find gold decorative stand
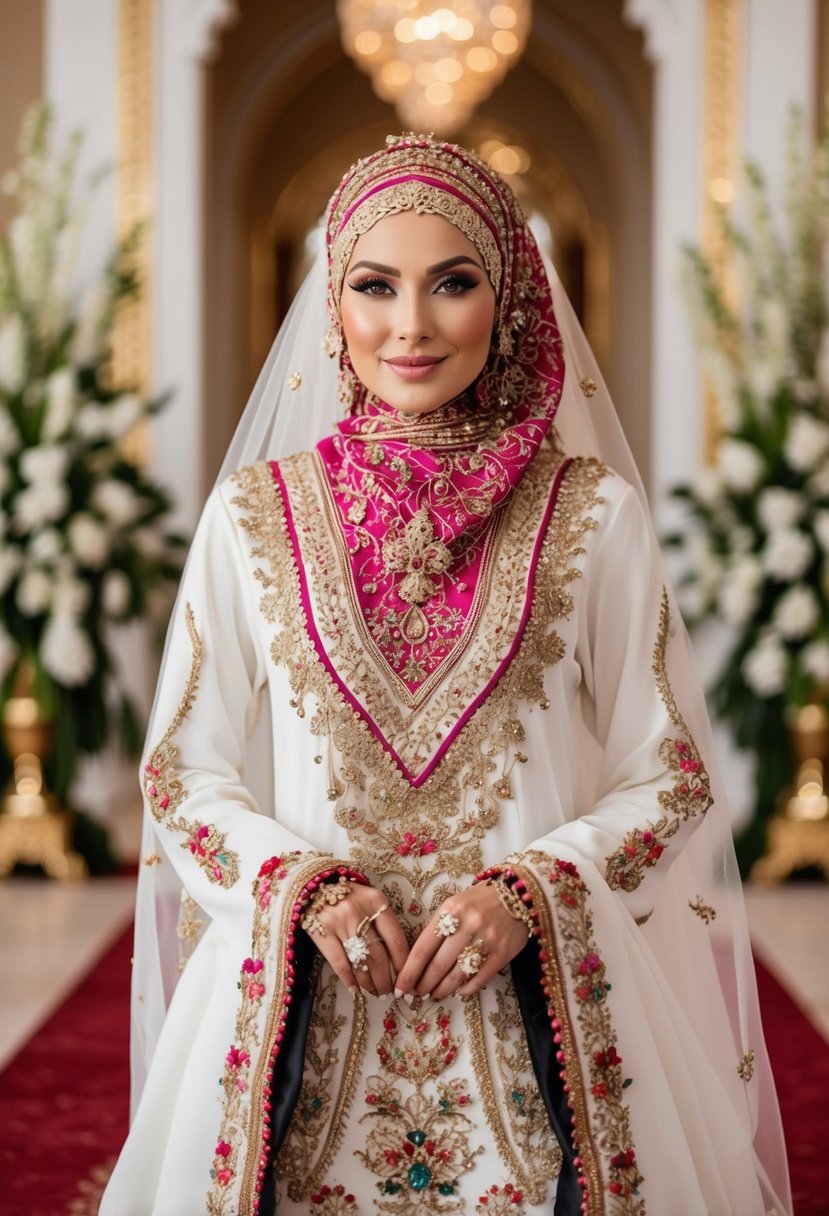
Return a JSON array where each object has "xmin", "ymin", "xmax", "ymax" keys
[
  {"xmin": 0, "ymin": 672, "xmax": 87, "ymax": 880},
  {"xmin": 751, "ymin": 703, "xmax": 829, "ymax": 883}
]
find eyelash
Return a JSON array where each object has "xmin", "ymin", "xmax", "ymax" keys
[{"xmin": 348, "ymin": 272, "xmax": 480, "ymax": 296}]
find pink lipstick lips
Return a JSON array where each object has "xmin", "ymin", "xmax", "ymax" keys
[{"xmin": 383, "ymin": 355, "xmax": 447, "ymax": 381}]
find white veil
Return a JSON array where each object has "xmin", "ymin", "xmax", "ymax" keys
[{"xmin": 130, "ymin": 232, "xmax": 790, "ymax": 1213}]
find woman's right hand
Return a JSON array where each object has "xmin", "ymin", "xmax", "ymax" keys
[{"xmin": 304, "ymin": 881, "xmax": 410, "ymax": 997}]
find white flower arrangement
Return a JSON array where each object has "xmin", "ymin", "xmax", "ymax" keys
[
  {"xmin": 0, "ymin": 104, "xmax": 184, "ymax": 805},
  {"xmin": 668, "ymin": 112, "xmax": 829, "ymax": 869}
]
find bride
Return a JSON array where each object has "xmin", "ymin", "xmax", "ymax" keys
[{"xmin": 100, "ymin": 134, "xmax": 790, "ymax": 1215}]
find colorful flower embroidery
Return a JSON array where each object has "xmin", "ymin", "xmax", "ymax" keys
[
  {"xmin": 605, "ymin": 590, "xmax": 713, "ymax": 893},
  {"xmin": 309, "ymin": 1183, "xmax": 360, "ymax": 1212},
  {"xmin": 143, "ymin": 603, "xmax": 240, "ymax": 890},
  {"xmin": 475, "ymin": 1182, "xmax": 526, "ymax": 1212}
]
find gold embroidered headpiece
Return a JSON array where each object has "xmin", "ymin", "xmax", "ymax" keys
[{"xmin": 325, "ymin": 134, "xmax": 524, "ymax": 340}]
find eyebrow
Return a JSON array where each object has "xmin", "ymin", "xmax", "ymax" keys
[{"xmin": 348, "ymin": 254, "xmax": 484, "ymax": 277}]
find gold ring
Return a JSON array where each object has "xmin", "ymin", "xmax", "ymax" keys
[{"xmin": 457, "ymin": 939, "xmax": 487, "ymax": 978}]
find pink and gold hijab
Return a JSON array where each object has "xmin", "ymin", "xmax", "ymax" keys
[{"xmin": 276, "ymin": 135, "xmax": 568, "ymax": 719}]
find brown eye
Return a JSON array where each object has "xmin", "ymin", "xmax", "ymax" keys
[
  {"xmin": 435, "ymin": 273, "xmax": 479, "ymax": 295},
  {"xmin": 349, "ymin": 277, "xmax": 394, "ymax": 296}
]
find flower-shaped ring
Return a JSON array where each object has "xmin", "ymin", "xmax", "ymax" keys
[
  {"xmin": 435, "ymin": 912, "xmax": 460, "ymax": 938},
  {"xmin": 457, "ymin": 939, "xmax": 487, "ymax": 978},
  {"xmin": 343, "ymin": 935, "xmax": 370, "ymax": 971}
]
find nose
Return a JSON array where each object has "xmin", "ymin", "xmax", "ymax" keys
[{"xmin": 397, "ymin": 287, "xmax": 434, "ymax": 345}]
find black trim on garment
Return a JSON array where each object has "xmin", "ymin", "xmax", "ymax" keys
[{"xmin": 511, "ymin": 939, "xmax": 583, "ymax": 1215}]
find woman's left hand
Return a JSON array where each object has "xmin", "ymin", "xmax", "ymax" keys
[{"xmin": 393, "ymin": 880, "xmax": 530, "ymax": 1001}]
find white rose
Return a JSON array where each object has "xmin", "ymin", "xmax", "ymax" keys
[
  {"xmin": 784, "ymin": 414, "xmax": 829, "ymax": 473},
  {"xmin": 717, "ymin": 556, "xmax": 763, "ymax": 626},
  {"xmin": 19, "ymin": 443, "xmax": 70, "ymax": 485},
  {"xmin": 0, "ymin": 408, "xmax": 20, "ymax": 457},
  {"xmin": 92, "ymin": 479, "xmax": 140, "ymax": 526},
  {"xmin": 13, "ymin": 482, "xmax": 70, "ymax": 531},
  {"xmin": 52, "ymin": 576, "xmax": 91, "ymax": 615},
  {"xmin": 67, "ymin": 513, "xmax": 110, "ymax": 569},
  {"xmin": 102, "ymin": 569, "xmax": 131, "ymax": 617},
  {"xmin": 757, "ymin": 487, "xmax": 803, "ymax": 532},
  {"xmin": 747, "ymin": 358, "xmax": 780, "ymax": 402},
  {"xmin": 717, "ymin": 438, "xmax": 765, "ymax": 493},
  {"xmin": 28, "ymin": 528, "xmax": 62, "ymax": 563},
  {"xmin": 109, "ymin": 394, "xmax": 142, "ymax": 439},
  {"xmin": 808, "ymin": 461, "xmax": 829, "ymax": 499},
  {"xmin": 0, "ymin": 622, "xmax": 18, "ymax": 682},
  {"xmin": 773, "ymin": 584, "xmax": 819, "ymax": 640},
  {"xmin": 41, "ymin": 612, "xmax": 95, "ymax": 687},
  {"xmin": 801, "ymin": 639, "xmax": 829, "ymax": 684},
  {"xmin": 42, "ymin": 368, "xmax": 76, "ymax": 442},
  {"xmin": 133, "ymin": 525, "xmax": 164, "ymax": 559},
  {"xmin": 75, "ymin": 403, "xmax": 111, "ymax": 441},
  {"xmin": 0, "ymin": 546, "xmax": 22, "ymax": 594},
  {"xmin": 0, "ymin": 314, "xmax": 26, "ymax": 395},
  {"xmin": 762, "ymin": 528, "xmax": 814, "ymax": 581},
  {"xmin": 742, "ymin": 634, "xmax": 788, "ymax": 697},
  {"xmin": 694, "ymin": 466, "xmax": 723, "ymax": 507},
  {"xmin": 16, "ymin": 567, "xmax": 52, "ymax": 616}
]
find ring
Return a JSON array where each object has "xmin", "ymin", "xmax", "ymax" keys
[
  {"xmin": 343, "ymin": 935, "xmax": 370, "ymax": 970},
  {"xmin": 356, "ymin": 905, "xmax": 389, "ymax": 936},
  {"xmin": 435, "ymin": 912, "xmax": 460, "ymax": 938},
  {"xmin": 457, "ymin": 939, "xmax": 487, "ymax": 978}
]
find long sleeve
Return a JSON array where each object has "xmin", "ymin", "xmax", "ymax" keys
[
  {"xmin": 141, "ymin": 485, "xmax": 335, "ymax": 937},
  {"xmin": 519, "ymin": 477, "xmax": 713, "ymax": 921}
]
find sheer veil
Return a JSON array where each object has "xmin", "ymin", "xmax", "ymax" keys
[{"xmin": 131, "ymin": 237, "xmax": 790, "ymax": 1212}]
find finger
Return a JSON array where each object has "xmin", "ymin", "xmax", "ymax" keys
[
  {"xmin": 394, "ymin": 919, "xmax": 449, "ymax": 994},
  {"xmin": 364, "ymin": 936, "xmax": 395, "ymax": 996},
  {"xmin": 455, "ymin": 952, "xmax": 511, "ymax": 998},
  {"xmin": 315, "ymin": 934, "xmax": 361, "ymax": 996},
  {"xmin": 412, "ymin": 939, "xmax": 461, "ymax": 998},
  {"xmin": 374, "ymin": 908, "xmax": 410, "ymax": 976}
]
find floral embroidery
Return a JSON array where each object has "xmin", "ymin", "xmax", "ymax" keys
[
  {"xmin": 382, "ymin": 507, "xmax": 453, "ymax": 606},
  {"xmin": 464, "ymin": 981, "xmax": 561, "ymax": 1203},
  {"xmin": 143, "ymin": 852, "xmax": 161, "ymax": 866},
  {"xmin": 357, "ymin": 1003, "xmax": 482, "ymax": 1210},
  {"xmin": 288, "ymin": 372, "xmax": 302, "ymax": 391},
  {"xmin": 737, "ymin": 1049, "xmax": 755, "ymax": 1081},
  {"xmin": 276, "ymin": 967, "xmax": 368, "ymax": 1202},
  {"xmin": 176, "ymin": 889, "xmax": 203, "ymax": 972},
  {"xmin": 507, "ymin": 858, "xmax": 644, "ymax": 1216},
  {"xmin": 207, "ymin": 854, "xmax": 365, "ymax": 1216},
  {"xmin": 688, "ymin": 895, "xmax": 717, "ymax": 924},
  {"xmin": 475, "ymin": 1182, "xmax": 526, "ymax": 1212},
  {"xmin": 309, "ymin": 1183, "xmax": 360, "ymax": 1212},
  {"xmin": 231, "ymin": 454, "xmax": 605, "ymax": 913},
  {"xmin": 143, "ymin": 603, "xmax": 240, "ymax": 889},
  {"xmin": 605, "ymin": 589, "xmax": 713, "ymax": 893}
]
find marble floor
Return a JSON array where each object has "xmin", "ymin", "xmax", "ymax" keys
[{"xmin": 0, "ymin": 862, "xmax": 826, "ymax": 1073}]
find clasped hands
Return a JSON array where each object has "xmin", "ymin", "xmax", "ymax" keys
[{"xmin": 303, "ymin": 878, "xmax": 531, "ymax": 1001}]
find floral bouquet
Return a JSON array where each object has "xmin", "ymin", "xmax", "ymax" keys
[
  {"xmin": 0, "ymin": 104, "xmax": 185, "ymax": 816},
  {"xmin": 667, "ymin": 113, "xmax": 829, "ymax": 872}
]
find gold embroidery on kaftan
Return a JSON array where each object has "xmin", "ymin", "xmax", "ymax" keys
[
  {"xmin": 356, "ymin": 1001, "xmax": 481, "ymax": 1211},
  {"xmin": 688, "ymin": 896, "xmax": 717, "ymax": 924},
  {"xmin": 143, "ymin": 603, "xmax": 240, "ymax": 889},
  {"xmin": 465, "ymin": 981, "xmax": 562, "ymax": 1203},
  {"xmin": 514, "ymin": 859, "xmax": 646, "ymax": 1215},
  {"xmin": 737, "ymin": 1049, "xmax": 755, "ymax": 1081},
  {"xmin": 605, "ymin": 589, "xmax": 713, "ymax": 893},
  {"xmin": 231, "ymin": 452, "xmax": 606, "ymax": 911},
  {"xmin": 276, "ymin": 967, "xmax": 368, "ymax": 1201}
]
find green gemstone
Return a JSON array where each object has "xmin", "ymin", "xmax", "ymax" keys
[
  {"xmin": 407, "ymin": 1129, "xmax": 427, "ymax": 1147},
  {"xmin": 311, "ymin": 1096, "xmax": 322, "ymax": 1108},
  {"xmin": 408, "ymin": 1162, "xmax": 432, "ymax": 1190},
  {"xmin": 383, "ymin": 1181, "xmax": 401, "ymax": 1194},
  {"xmin": 511, "ymin": 1089, "xmax": 524, "ymax": 1104},
  {"xmin": 438, "ymin": 1183, "xmax": 455, "ymax": 1195}
]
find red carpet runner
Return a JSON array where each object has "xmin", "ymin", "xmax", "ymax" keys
[{"xmin": 0, "ymin": 925, "xmax": 826, "ymax": 1214}]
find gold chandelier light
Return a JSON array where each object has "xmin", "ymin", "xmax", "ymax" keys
[{"xmin": 337, "ymin": 1, "xmax": 533, "ymax": 136}]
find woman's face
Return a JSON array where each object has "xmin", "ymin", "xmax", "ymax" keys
[{"xmin": 339, "ymin": 210, "xmax": 497, "ymax": 414}]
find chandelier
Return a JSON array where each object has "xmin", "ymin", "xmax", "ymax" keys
[{"xmin": 337, "ymin": 1, "xmax": 533, "ymax": 136}]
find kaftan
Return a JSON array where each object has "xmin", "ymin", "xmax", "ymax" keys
[{"xmin": 100, "ymin": 443, "xmax": 786, "ymax": 1216}]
